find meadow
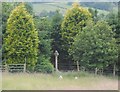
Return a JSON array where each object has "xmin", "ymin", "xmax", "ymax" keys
[{"xmin": 2, "ymin": 71, "xmax": 118, "ymax": 90}]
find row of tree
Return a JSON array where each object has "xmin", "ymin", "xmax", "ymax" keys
[
  {"xmin": 2, "ymin": 2, "xmax": 119, "ymax": 75},
  {"xmin": 60, "ymin": 3, "xmax": 119, "ymax": 75}
]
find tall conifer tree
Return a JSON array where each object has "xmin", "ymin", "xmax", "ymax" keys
[{"xmin": 4, "ymin": 3, "xmax": 39, "ymax": 71}]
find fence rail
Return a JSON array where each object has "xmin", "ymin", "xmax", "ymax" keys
[
  {"xmin": 0, "ymin": 64, "xmax": 26, "ymax": 73},
  {"xmin": 0, "ymin": 64, "xmax": 8, "ymax": 72}
]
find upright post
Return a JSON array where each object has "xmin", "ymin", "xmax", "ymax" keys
[
  {"xmin": 77, "ymin": 61, "xmax": 79, "ymax": 71},
  {"xmin": 54, "ymin": 50, "xmax": 59, "ymax": 72},
  {"xmin": 24, "ymin": 57, "xmax": 26, "ymax": 73},
  {"xmin": 95, "ymin": 67, "xmax": 98, "ymax": 75},
  {"xmin": 113, "ymin": 64, "xmax": 116, "ymax": 76},
  {"xmin": 5, "ymin": 64, "xmax": 8, "ymax": 73}
]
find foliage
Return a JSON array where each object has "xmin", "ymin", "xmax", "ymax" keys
[
  {"xmin": 2, "ymin": 2, "xmax": 119, "ymax": 73},
  {"xmin": 2, "ymin": 2, "xmax": 33, "ymax": 34},
  {"xmin": 2, "ymin": 3, "xmax": 18, "ymax": 64},
  {"xmin": 2, "ymin": 2, "xmax": 34, "ymax": 64},
  {"xmin": 51, "ymin": 10, "xmax": 63, "ymax": 52},
  {"xmin": 34, "ymin": 15, "xmax": 54, "ymax": 72},
  {"xmin": 61, "ymin": 3, "xmax": 91, "ymax": 63},
  {"xmin": 2, "ymin": 2, "xmax": 15, "ymax": 34},
  {"xmin": 35, "ymin": 60, "xmax": 54, "ymax": 73},
  {"xmin": 35, "ymin": 17, "xmax": 52, "ymax": 61},
  {"xmin": 106, "ymin": 11, "xmax": 120, "ymax": 72},
  {"xmin": 4, "ymin": 3, "xmax": 39, "ymax": 71},
  {"xmin": 106, "ymin": 12, "xmax": 120, "ymax": 44},
  {"xmin": 69, "ymin": 21, "xmax": 118, "ymax": 69}
]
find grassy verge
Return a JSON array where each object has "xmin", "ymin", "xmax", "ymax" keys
[{"xmin": 2, "ymin": 71, "xmax": 118, "ymax": 90}]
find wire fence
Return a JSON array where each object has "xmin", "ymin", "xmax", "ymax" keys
[{"xmin": 0, "ymin": 63, "xmax": 119, "ymax": 76}]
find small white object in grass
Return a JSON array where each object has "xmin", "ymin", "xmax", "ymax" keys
[
  {"xmin": 59, "ymin": 75, "xmax": 63, "ymax": 79},
  {"xmin": 75, "ymin": 77, "xmax": 78, "ymax": 80}
]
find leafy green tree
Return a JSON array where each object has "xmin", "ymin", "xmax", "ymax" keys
[
  {"xmin": 70, "ymin": 21, "xmax": 118, "ymax": 70},
  {"xmin": 2, "ymin": 2, "xmax": 34, "ymax": 63},
  {"xmin": 2, "ymin": 3, "xmax": 17, "ymax": 64},
  {"xmin": 35, "ymin": 17, "xmax": 52, "ymax": 60},
  {"xmin": 50, "ymin": 10, "xmax": 63, "ymax": 69},
  {"xmin": 2, "ymin": 2, "xmax": 15, "ymax": 34},
  {"xmin": 51, "ymin": 10, "xmax": 63, "ymax": 52},
  {"xmin": 106, "ymin": 11, "xmax": 120, "ymax": 75},
  {"xmin": 4, "ymin": 3, "xmax": 39, "ymax": 71},
  {"xmin": 2, "ymin": 2, "xmax": 33, "ymax": 35},
  {"xmin": 35, "ymin": 57, "xmax": 54, "ymax": 73},
  {"xmin": 34, "ymin": 16, "xmax": 54, "ymax": 72},
  {"xmin": 61, "ymin": 3, "xmax": 91, "ymax": 68},
  {"xmin": 106, "ymin": 12, "xmax": 120, "ymax": 44}
]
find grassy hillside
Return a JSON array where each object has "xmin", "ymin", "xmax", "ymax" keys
[
  {"xmin": 32, "ymin": 2, "xmax": 109, "ymax": 16},
  {"xmin": 33, "ymin": 2, "xmax": 69, "ymax": 15}
]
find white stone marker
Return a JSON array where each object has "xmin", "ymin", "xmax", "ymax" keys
[{"xmin": 54, "ymin": 50, "xmax": 59, "ymax": 72}]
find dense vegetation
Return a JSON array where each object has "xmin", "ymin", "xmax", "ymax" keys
[
  {"xmin": 2, "ymin": 2, "xmax": 119, "ymax": 75},
  {"xmin": 3, "ymin": 3, "xmax": 39, "ymax": 71},
  {"xmin": 60, "ymin": 3, "xmax": 91, "ymax": 70},
  {"xmin": 70, "ymin": 21, "xmax": 118, "ymax": 70}
]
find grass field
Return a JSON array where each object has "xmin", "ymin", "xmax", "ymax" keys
[{"xmin": 2, "ymin": 71, "xmax": 118, "ymax": 90}]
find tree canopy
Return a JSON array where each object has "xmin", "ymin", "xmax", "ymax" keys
[
  {"xmin": 4, "ymin": 3, "xmax": 39, "ymax": 71},
  {"xmin": 60, "ymin": 3, "xmax": 92, "ymax": 66},
  {"xmin": 69, "ymin": 21, "xmax": 118, "ymax": 69}
]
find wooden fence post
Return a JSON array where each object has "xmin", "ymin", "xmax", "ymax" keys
[
  {"xmin": 5, "ymin": 64, "xmax": 8, "ymax": 73},
  {"xmin": 101, "ymin": 68, "xmax": 103, "ymax": 75},
  {"xmin": 77, "ymin": 61, "xmax": 79, "ymax": 72},
  {"xmin": 113, "ymin": 64, "xmax": 116, "ymax": 76},
  {"xmin": 95, "ymin": 67, "xmax": 98, "ymax": 75},
  {"xmin": 24, "ymin": 64, "xmax": 26, "ymax": 73}
]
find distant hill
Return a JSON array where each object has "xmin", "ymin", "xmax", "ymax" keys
[
  {"xmin": 80, "ymin": 2, "xmax": 118, "ymax": 11},
  {"xmin": 32, "ymin": 2, "xmax": 113, "ymax": 16}
]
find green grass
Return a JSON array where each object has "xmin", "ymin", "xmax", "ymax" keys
[{"xmin": 2, "ymin": 71, "xmax": 118, "ymax": 90}]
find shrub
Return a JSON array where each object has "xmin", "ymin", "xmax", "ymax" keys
[{"xmin": 35, "ymin": 61, "xmax": 54, "ymax": 73}]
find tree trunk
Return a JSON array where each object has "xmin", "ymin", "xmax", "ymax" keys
[
  {"xmin": 77, "ymin": 61, "xmax": 79, "ymax": 72},
  {"xmin": 95, "ymin": 67, "xmax": 98, "ymax": 75},
  {"xmin": 24, "ymin": 64, "xmax": 26, "ymax": 73},
  {"xmin": 113, "ymin": 64, "xmax": 116, "ymax": 76},
  {"xmin": 101, "ymin": 68, "xmax": 103, "ymax": 75},
  {"xmin": 24, "ymin": 57, "xmax": 27, "ymax": 73}
]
